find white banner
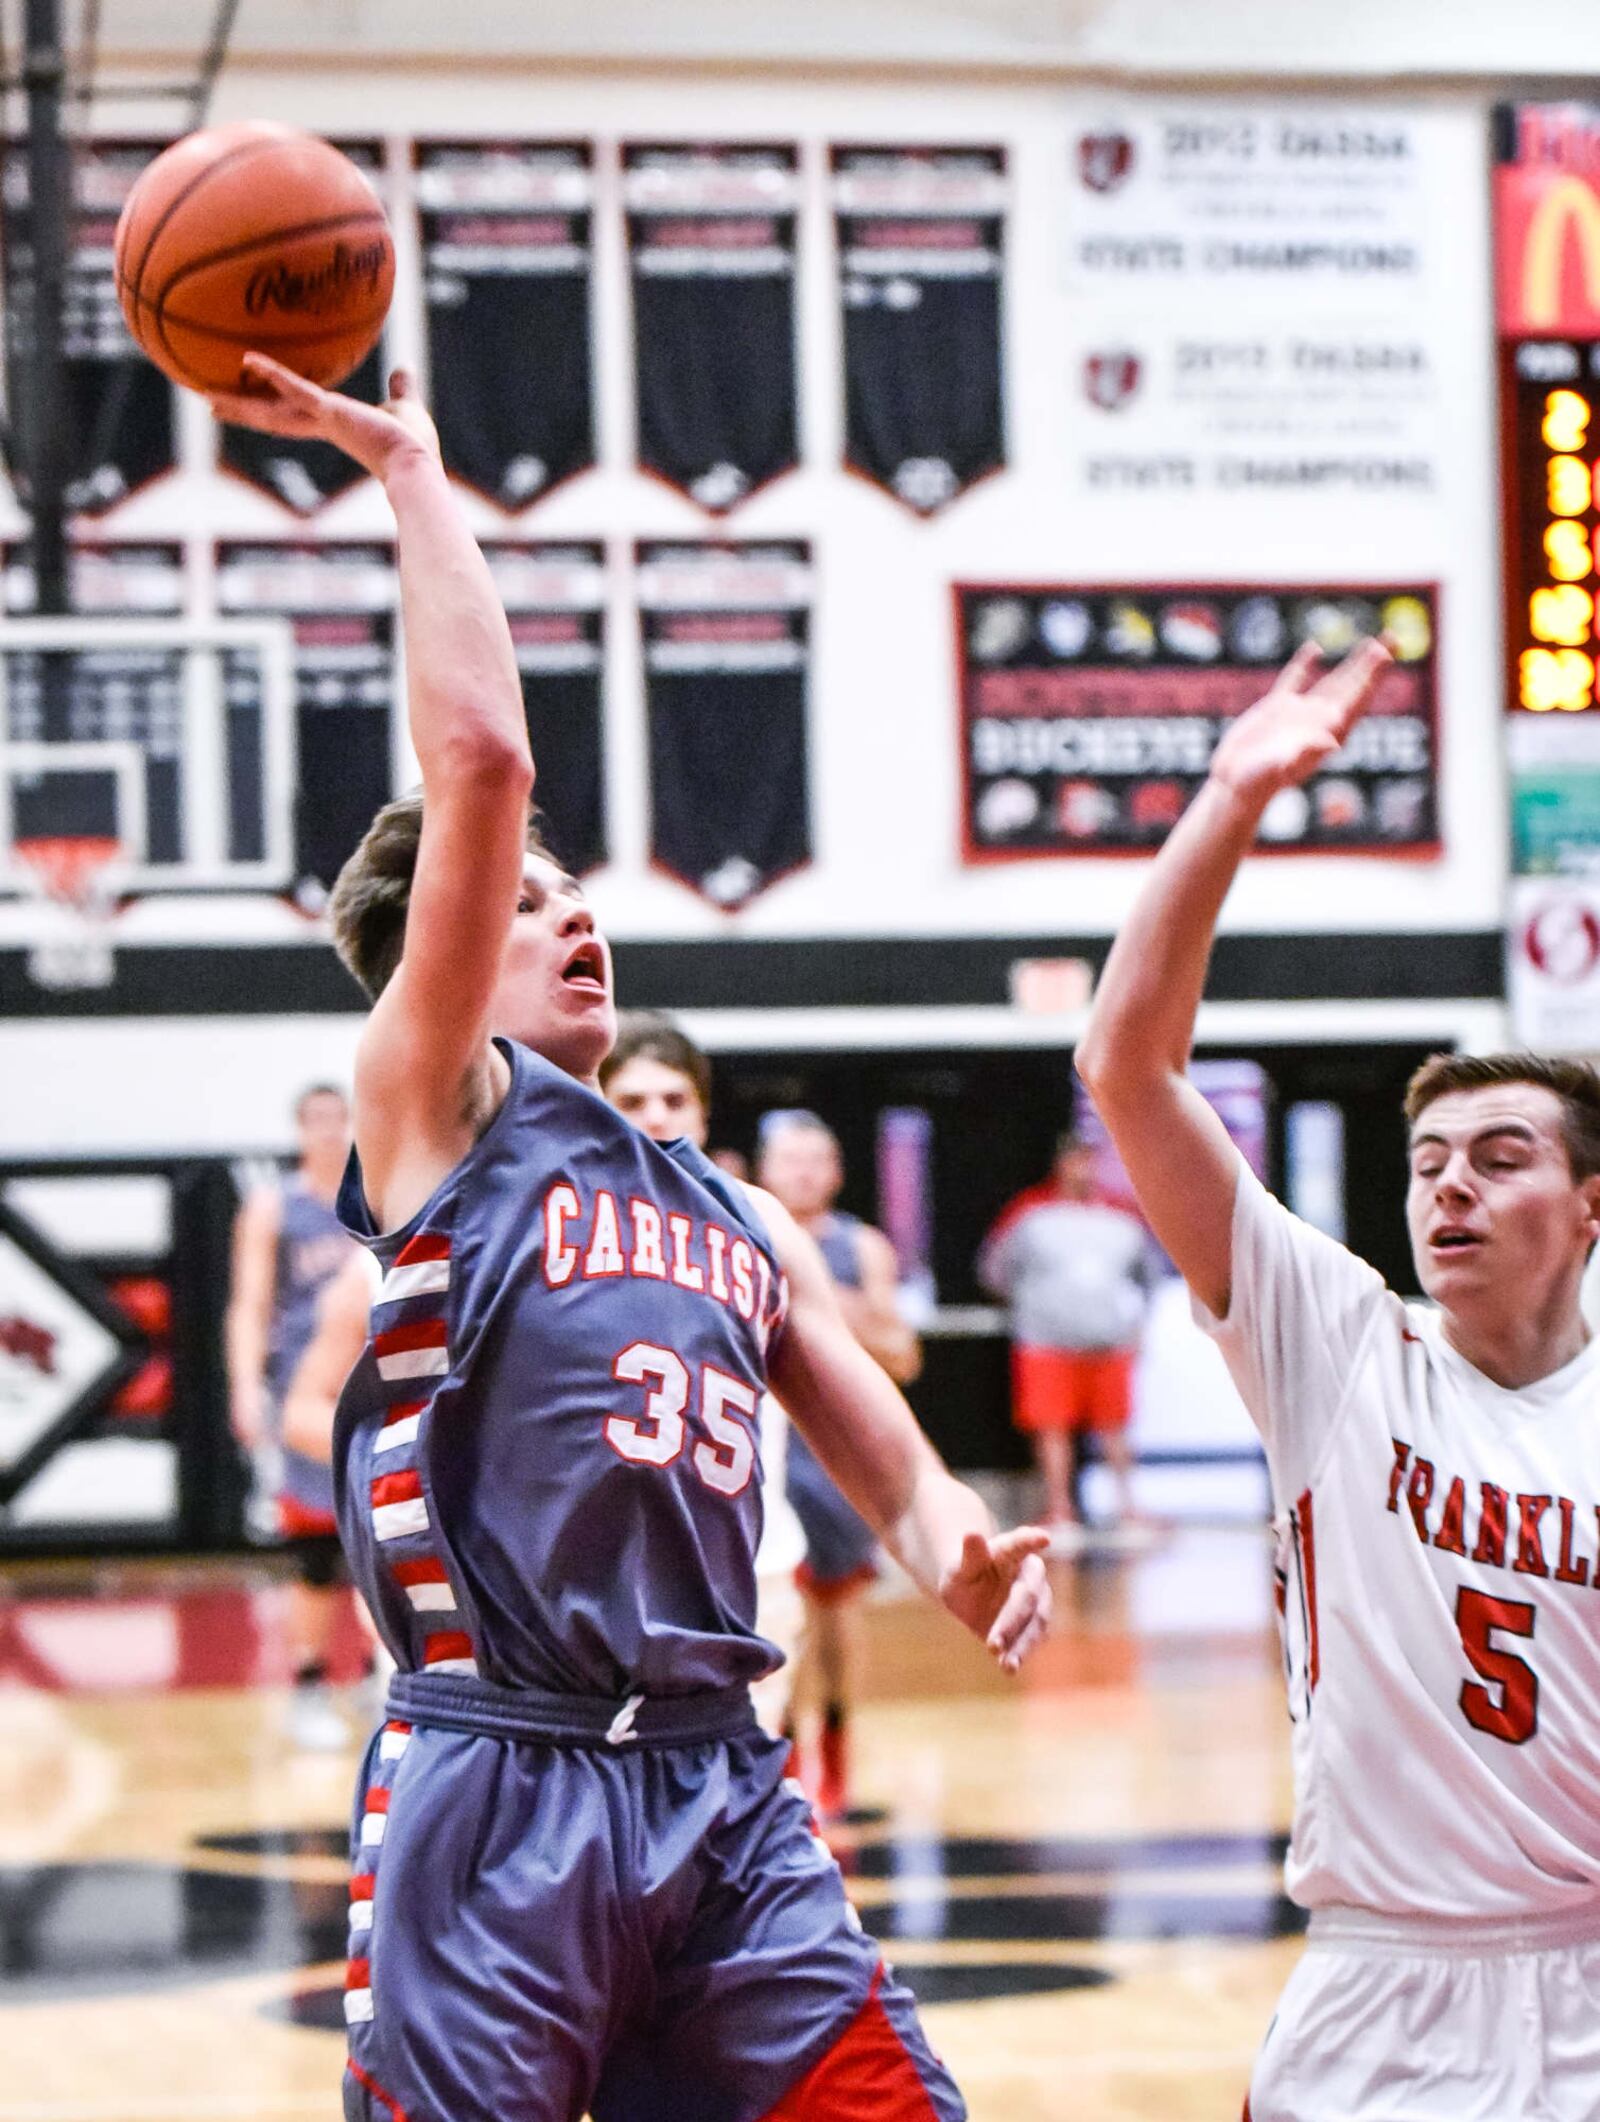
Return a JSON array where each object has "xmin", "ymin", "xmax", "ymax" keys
[
  {"xmin": 1508, "ymin": 879, "xmax": 1600, "ymax": 1053},
  {"xmin": 1064, "ymin": 99, "xmax": 1460, "ymax": 501}
]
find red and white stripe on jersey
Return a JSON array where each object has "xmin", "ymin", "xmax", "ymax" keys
[
  {"xmin": 371, "ymin": 1468, "xmax": 429, "ymax": 1543},
  {"xmin": 378, "ymin": 1718, "xmax": 412, "ymax": 1762},
  {"xmin": 422, "ymin": 1628, "xmax": 476, "ymax": 1677},
  {"xmin": 374, "ymin": 1401, "xmax": 425, "ymax": 1455},
  {"xmin": 379, "ymin": 1229, "xmax": 452, "ymax": 1305},
  {"xmin": 359, "ymin": 1784, "xmax": 391, "ymax": 1849},
  {"xmin": 373, "ymin": 1317, "xmax": 449, "ymax": 1383},
  {"xmin": 391, "ymin": 1556, "xmax": 457, "ymax": 1615}
]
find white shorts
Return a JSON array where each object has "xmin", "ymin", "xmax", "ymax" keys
[{"xmin": 1249, "ymin": 1906, "xmax": 1600, "ymax": 2121}]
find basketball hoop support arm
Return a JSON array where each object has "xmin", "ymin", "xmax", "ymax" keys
[{"xmin": 23, "ymin": 0, "xmax": 70, "ymax": 620}]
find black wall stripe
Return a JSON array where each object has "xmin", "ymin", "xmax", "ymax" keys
[{"xmin": 0, "ymin": 929, "xmax": 1504, "ymax": 1020}]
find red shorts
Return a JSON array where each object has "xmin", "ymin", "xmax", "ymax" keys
[{"xmin": 1011, "ymin": 1345, "xmax": 1133, "ymax": 1435}]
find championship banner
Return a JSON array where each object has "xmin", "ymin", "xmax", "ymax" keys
[
  {"xmin": 1494, "ymin": 104, "xmax": 1600, "ymax": 724},
  {"xmin": 417, "ymin": 142, "xmax": 596, "ymax": 511},
  {"xmin": 218, "ymin": 141, "xmax": 388, "ymax": 516},
  {"xmin": 832, "ymin": 146, "xmax": 1007, "ymax": 516},
  {"xmin": 638, "ymin": 541, "xmax": 811, "ymax": 908},
  {"xmin": 1063, "ymin": 100, "xmax": 1449, "ymax": 502},
  {"xmin": 956, "ymin": 582, "xmax": 1438, "ymax": 860},
  {"xmin": 216, "ymin": 543, "xmax": 396, "ymax": 899},
  {"xmin": 2, "ymin": 141, "xmax": 176, "ymax": 515},
  {"xmin": 483, "ymin": 542, "xmax": 607, "ymax": 876},
  {"xmin": 624, "ymin": 145, "xmax": 800, "ymax": 514},
  {"xmin": 3, "ymin": 542, "xmax": 188, "ymax": 864}
]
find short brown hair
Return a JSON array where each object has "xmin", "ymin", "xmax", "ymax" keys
[
  {"xmin": 329, "ymin": 789, "xmax": 552, "ymax": 1001},
  {"xmin": 1404, "ymin": 1051, "xmax": 1600, "ymax": 1179},
  {"xmin": 599, "ymin": 1012, "xmax": 712, "ymax": 1115}
]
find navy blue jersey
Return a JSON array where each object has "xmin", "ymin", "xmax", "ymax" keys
[
  {"xmin": 814, "ymin": 1211, "xmax": 865, "ymax": 1292},
  {"xmin": 332, "ymin": 1039, "xmax": 790, "ymax": 1698},
  {"xmin": 266, "ymin": 1180, "xmax": 353, "ymax": 1399}
]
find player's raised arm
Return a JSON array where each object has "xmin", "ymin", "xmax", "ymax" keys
[
  {"xmin": 208, "ymin": 355, "xmax": 533, "ymax": 1222},
  {"xmin": 758, "ymin": 1193, "xmax": 1051, "ymax": 1672},
  {"xmin": 1075, "ymin": 638, "xmax": 1393, "ymax": 1317}
]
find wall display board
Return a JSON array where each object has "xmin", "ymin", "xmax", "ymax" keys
[
  {"xmin": 417, "ymin": 142, "xmax": 596, "ymax": 511},
  {"xmin": 483, "ymin": 542, "xmax": 607, "ymax": 877},
  {"xmin": 956, "ymin": 581, "xmax": 1438, "ymax": 859},
  {"xmin": 2, "ymin": 140, "xmax": 176, "ymax": 515},
  {"xmin": 1063, "ymin": 101, "xmax": 1449, "ymax": 501},
  {"xmin": 638, "ymin": 541, "xmax": 812, "ymax": 907},
  {"xmin": 831, "ymin": 146, "xmax": 1007, "ymax": 515},
  {"xmin": 217, "ymin": 141, "xmax": 388, "ymax": 516},
  {"xmin": 1493, "ymin": 104, "xmax": 1600, "ymax": 1048},
  {"xmin": 216, "ymin": 543, "xmax": 395, "ymax": 899},
  {"xmin": 624, "ymin": 145, "xmax": 800, "ymax": 514}
]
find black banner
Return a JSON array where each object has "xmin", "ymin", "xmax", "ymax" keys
[
  {"xmin": 639, "ymin": 541, "xmax": 812, "ymax": 908},
  {"xmin": 218, "ymin": 142, "xmax": 387, "ymax": 516},
  {"xmin": 216, "ymin": 543, "xmax": 396, "ymax": 900},
  {"xmin": 418, "ymin": 141, "xmax": 595, "ymax": 511},
  {"xmin": 3, "ymin": 141, "xmax": 177, "ymax": 516},
  {"xmin": 625, "ymin": 144, "xmax": 799, "ymax": 513},
  {"xmin": 833, "ymin": 146, "xmax": 1007, "ymax": 515},
  {"xmin": 484, "ymin": 542, "xmax": 606, "ymax": 875},
  {"xmin": 957, "ymin": 583, "xmax": 1439, "ymax": 859}
]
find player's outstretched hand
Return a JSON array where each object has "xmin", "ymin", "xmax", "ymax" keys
[
  {"xmin": 208, "ymin": 354, "xmax": 441, "ymax": 482},
  {"xmin": 940, "ymin": 1527, "xmax": 1052, "ymax": 1674},
  {"xmin": 1209, "ymin": 635, "xmax": 1394, "ymax": 808}
]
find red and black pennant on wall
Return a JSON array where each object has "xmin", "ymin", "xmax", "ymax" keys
[
  {"xmin": 484, "ymin": 542, "xmax": 607, "ymax": 877},
  {"xmin": 625, "ymin": 144, "xmax": 800, "ymax": 514},
  {"xmin": 832, "ymin": 146, "xmax": 1008, "ymax": 515},
  {"xmin": 218, "ymin": 142, "xmax": 389, "ymax": 516},
  {"xmin": 217, "ymin": 542, "xmax": 396, "ymax": 900},
  {"xmin": 3, "ymin": 140, "xmax": 177, "ymax": 516},
  {"xmin": 418, "ymin": 141, "xmax": 596, "ymax": 512},
  {"xmin": 638, "ymin": 540, "xmax": 812, "ymax": 910}
]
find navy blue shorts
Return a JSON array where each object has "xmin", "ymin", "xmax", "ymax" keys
[
  {"xmin": 341, "ymin": 1704, "xmax": 964, "ymax": 2122},
  {"xmin": 786, "ymin": 1430, "xmax": 878, "ymax": 1595}
]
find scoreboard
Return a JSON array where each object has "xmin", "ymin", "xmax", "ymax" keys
[{"xmin": 1496, "ymin": 104, "xmax": 1600, "ymax": 717}]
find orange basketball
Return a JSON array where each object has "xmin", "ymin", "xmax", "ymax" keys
[{"xmin": 114, "ymin": 122, "xmax": 395, "ymax": 394}]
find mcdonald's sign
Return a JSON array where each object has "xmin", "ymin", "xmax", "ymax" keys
[{"xmin": 1496, "ymin": 166, "xmax": 1600, "ymax": 337}]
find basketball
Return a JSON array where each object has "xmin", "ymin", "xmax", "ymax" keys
[{"xmin": 113, "ymin": 122, "xmax": 395, "ymax": 394}]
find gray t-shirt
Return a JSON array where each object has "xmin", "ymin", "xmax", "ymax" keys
[{"xmin": 978, "ymin": 1193, "xmax": 1155, "ymax": 1351}]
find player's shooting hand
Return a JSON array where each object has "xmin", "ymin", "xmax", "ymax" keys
[
  {"xmin": 208, "ymin": 355, "xmax": 442, "ymax": 480},
  {"xmin": 940, "ymin": 1527, "xmax": 1052, "ymax": 1674},
  {"xmin": 1208, "ymin": 635, "xmax": 1394, "ymax": 809}
]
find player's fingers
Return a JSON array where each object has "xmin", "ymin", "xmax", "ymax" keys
[
  {"xmin": 1000, "ymin": 1604, "xmax": 1051, "ymax": 1674},
  {"xmin": 1275, "ymin": 641, "xmax": 1323, "ymax": 695},
  {"xmin": 388, "ymin": 365, "xmax": 418, "ymax": 401},
  {"xmin": 988, "ymin": 1525, "xmax": 1051, "ymax": 1575},
  {"xmin": 986, "ymin": 1555, "xmax": 1049, "ymax": 1656},
  {"xmin": 238, "ymin": 349, "xmax": 317, "ymax": 401},
  {"xmin": 1317, "ymin": 633, "xmax": 1393, "ymax": 715}
]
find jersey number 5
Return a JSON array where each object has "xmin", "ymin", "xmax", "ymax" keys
[
  {"xmin": 1456, "ymin": 1586, "xmax": 1538, "ymax": 1746},
  {"xmin": 605, "ymin": 1341, "xmax": 758, "ymax": 1498}
]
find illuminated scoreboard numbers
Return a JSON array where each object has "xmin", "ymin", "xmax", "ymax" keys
[
  {"xmin": 1542, "ymin": 518, "xmax": 1594, "ymax": 579},
  {"xmin": 1519, "ymin": 646, "xmax": 1597, "ymax": 712},
  {"xmin": 1529, "ymin": 583, "xmax": 1596, "ymax": 643},
  {"xmin": 1541, "ymin": 388, "xmax": 1591, "ymax": 452}
]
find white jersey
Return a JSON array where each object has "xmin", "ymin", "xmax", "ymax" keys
[{"xmin": 1200, "ymin": 1163, "xmax": 1600, "ymax": 1924}]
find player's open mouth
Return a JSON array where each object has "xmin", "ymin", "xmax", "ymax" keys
[
  {"xmin": 561, "ymin": 941, "xmax": 607, "ymax": 992},
  {"xmin": 1429, "ymin": 1230, "xmax": 1482, "ymax": 1252}
]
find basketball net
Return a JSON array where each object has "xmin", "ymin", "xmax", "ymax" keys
[{"xmin": 15, "ymin": 834, "xmax": 121, "ymax": 990}]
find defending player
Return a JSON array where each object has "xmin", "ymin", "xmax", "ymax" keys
[
  {"xmin": 600, "ymin": 1012, "xmax": 808, "ymax": 1738},
  {"xmin": 1077, "ymin": 635, "xmax": 1600, "ymax": 2121},
  {"xmin": 212, "ymin": 353, "xmax": 1049, "ymax": 2122},
  {"xmin": 226, "ymin": 1082, "xmax": 358, "ymax": 1749},
  {"xmin": 756, "ymin": 1110, "xmax": 921, "ymax": 1818}
]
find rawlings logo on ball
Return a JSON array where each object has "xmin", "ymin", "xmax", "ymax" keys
[{"xmin": 244, "ymin": 238, "xmax": 390, "ymax": 318}]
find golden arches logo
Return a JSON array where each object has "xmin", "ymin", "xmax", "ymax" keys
[{"xmin": 1522, "ymin": 175, "xmax": 1600, "ymax": 329}]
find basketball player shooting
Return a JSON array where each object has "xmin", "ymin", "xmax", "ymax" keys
[
  {"xmin": 1078, "ymin": 637, "xmax": 1600, "ymax": 2121},
  {"xmin": 210, "ymin": 352, "xmax": 1049, "ymax": 2122}
]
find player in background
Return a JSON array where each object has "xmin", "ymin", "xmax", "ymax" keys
[
  {"xmin": 977, "ymin": 1132, "xmax": 1158, "ymax": 1543},
  {"xmin": 212, "ymin": 351, "xmax": 1049, "ymax": 2122},
  {"xmin": 600, "ymin": 1012, "xmax": 807, "ymax": 1738},
  {"xmin": 1078, "ymin": 635, "xmax": 1600, "ymax": 2121},
  {"xmin": 756, "ymin": 1110, "xmax": 921, "ymax": 1819},
  {"xmin": 226, "ymin": 1082, "xmax": 359, "ymax": 1749}
]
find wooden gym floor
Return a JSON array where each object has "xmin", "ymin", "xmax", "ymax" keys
[{"xmin": 1, "ymin": 1527, "xmax": 1292, "ymax": 2122}]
